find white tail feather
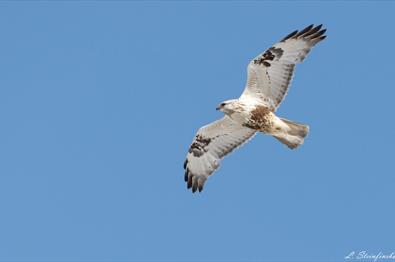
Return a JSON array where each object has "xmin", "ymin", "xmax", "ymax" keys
[{"xmin": 274, "ymin": 118, "xmax": 309, "ymax": 149}]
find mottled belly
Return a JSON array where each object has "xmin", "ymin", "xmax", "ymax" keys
[{"xmin": 243, "ymin": 106, "xmax": 275, "ymax": 133}]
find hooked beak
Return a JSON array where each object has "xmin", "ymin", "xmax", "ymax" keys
[{"xmin": 216, "ymin": 106, "xmax": 220, "ymax": 111}]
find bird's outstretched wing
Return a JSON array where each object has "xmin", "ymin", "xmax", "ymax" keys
[
  {"xmin": 241, "ymin": 24, "xmax": 326, "ymax": 110},
  {"xmin": 184, "ymin": 116, "xmax": 256, "ymax": 193}
]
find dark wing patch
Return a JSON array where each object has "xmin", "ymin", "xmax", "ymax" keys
[
  {"xmin": 183, "ymin": 117, "xmax": 256, "ymax": 193},
  {"xmin": 188, "ymin": 134, "xmax": 212, "ymax": 157},
  {"xmin": 242, "ymin": 24, "xmax": 327, "ymax": 110},
  {"xmin": 253, "ymin": 47, "xmax": 284, "ymax": 67}
]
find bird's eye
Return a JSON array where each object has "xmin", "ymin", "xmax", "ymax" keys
[{"xmin": 221, "ymin": 103, "xmax": 226, "ymax": 107}]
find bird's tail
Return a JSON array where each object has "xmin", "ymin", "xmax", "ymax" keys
[{"xmin": 274, "ymin": 118, "xmax": 309, "ymax": 149}]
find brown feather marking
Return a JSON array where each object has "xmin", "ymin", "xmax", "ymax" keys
[
  {"xmin": 253, "ymin": 47, "xmax": 284, "ymax": 67},
  {"xmin": 188, "ymin": 134, "xmax": 211, "ymax": 157},
  {"xmin": 243, "ymin": 106, "xmax": 273, "ymax": 132}
]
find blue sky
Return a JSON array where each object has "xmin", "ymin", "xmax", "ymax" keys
[{"xmin": 1, "ymin": 1, "xmax": 394, "ymax": 261}]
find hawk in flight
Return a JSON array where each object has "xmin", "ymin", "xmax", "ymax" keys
[{"xmin": 184, "ymin": 24, "xmax": 327, "ymax": 193}]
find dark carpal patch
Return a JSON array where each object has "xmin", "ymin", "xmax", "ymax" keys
[
  {"xmin": 188, "ymin": 134, "xmax": 211, "ymax": 157},
  {"xmin": 262, "ymin": 61, "xmax": 271, "ymax": 67},
  {"xmin": 270, "ymin": 47, "xmax": 283, "ymax": 58},
  {"xmin": 253, "ymin": 47, "xmax": 284, "ymax": 67}
]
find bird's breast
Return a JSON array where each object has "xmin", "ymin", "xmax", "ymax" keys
[{"xmin": 242, "ymin": 106, "xmax": 275, "ymax": 133}]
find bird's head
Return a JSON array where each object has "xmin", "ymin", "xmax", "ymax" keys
[{"xmin": 216, "ymin": 99, "xmax": 239, "ymax": 114}]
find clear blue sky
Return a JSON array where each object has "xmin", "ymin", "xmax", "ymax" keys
[{"xmin": 1, "ymin": 1, "xmax": 394, "ymax": 261}]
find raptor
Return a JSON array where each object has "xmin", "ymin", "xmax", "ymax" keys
[{"xmin": 184, "ymin": 24, "xmax": 327, "ymax": 193}]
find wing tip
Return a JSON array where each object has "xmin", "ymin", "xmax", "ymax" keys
[
  {"xmin": 295, "ymin": 24, "xmax": 314, "ymax": 38},
  {"xmin": 281, "ymin": 24, "xmax": 327, "ymax": 43},
  {"xmin": 184, "ymin": 169, "xmax": 188, "ymax": 182},
  {"xmin": 185, "ymin": 173, "xmax": 206, "ymax": 193},
  {"xmin": 280, "ymin": 29, "xmax": 298, "ymax": 42},
  {"xmin": 184, "ymin": 159, "xmax": 207, "ymax": 193}
]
